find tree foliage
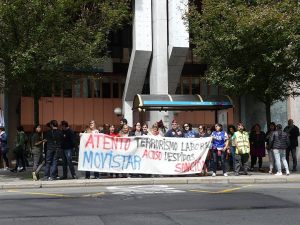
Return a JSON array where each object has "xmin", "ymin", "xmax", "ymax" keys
[
  {"xmin": 186, "ymin": 0, "xmax": 300, "ymax": 124},
  {"xmin": 0, "ymin": 0, "xmax": 131, "ymax": 125}
]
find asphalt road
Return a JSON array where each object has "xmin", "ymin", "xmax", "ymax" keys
[{"xmin": 1, "ymin": 183, "xmax": 300, "ymax": 225}]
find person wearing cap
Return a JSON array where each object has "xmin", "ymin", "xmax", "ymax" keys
[
  {"xmin": 165, "ymin": 120, "xmax": 184, "ymax": 137},
  {"xmin": 270, "ymin": 124, "xmax": 290, "ymax": 176},
  {"xmin": 233, "ymin": 123, "xmax": 250, "ymax": 176}
]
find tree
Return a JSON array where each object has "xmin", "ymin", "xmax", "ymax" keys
[
  {"xmin": 186, "ymin": 0, "xmax": 300, "ymax": 126},
  {"xmin": 0, "ymin": 0, "xmax": 131, "ymax": 126}
]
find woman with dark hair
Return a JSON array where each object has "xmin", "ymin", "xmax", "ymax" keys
[
  {"xmin": 10, "ymin": 126, "xmax": 27, "ymax": 172},
  {"xmin": 31, "ymin": 125, "xmax": 45, "ymax": 180},
  {"xmin": 198, "ymin": 125, "xmax": 210, "ymax": 176},
  {"xmin": 183, "ymin": 123, "xmax": 197, "ymax": 138},
  {"xmin": 211, "ymin": 123, "xmax": 229, "ymax": 177},
  {"xmin": 130, "ymin": 122, "xmax": 146, "ymax": 136},
  {"xmin": 107, "ymin": 124, "xmax": 120, "ymax": 178},
  {"xmin": 228, "ymin": 125, "xmax": 237, "ymax": 170},
  {"xmin": 266, "ymin": 122, "xmax": 276, "ymax": 174},
  {"xmin": 270, "ymin": 124, "xmax": 290, "ymax": 175},
  {"xmin": 249, "ymin": 124, "xmax": 266, "ymax": 171}
]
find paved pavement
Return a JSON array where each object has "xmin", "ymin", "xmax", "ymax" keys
[{"xmin": 0, "ymin": 157, "xmax": 299, "ymax": 189}]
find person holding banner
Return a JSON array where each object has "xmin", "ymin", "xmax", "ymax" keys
[
  {"xmin": 119, "ymin": 124, "xmax": 132, "ymax": 178},
  {"xmin": 107, "ymin": 124, "xmax": 120, "ymax": 178},
  {"xmin": 233, "ymin": 123, "xmax": 250, "ymax": 176},
  {"xmin": 81, "ymin": 120, "xmax": 100, "ymax": 179},
  {"xmin": 165, "ymin": 120, "xmax": 184, "ymax": 138},
  {"xmin": 183, "ymin": 123, "xmax": 197, "ymax": 138},
  {"xmin": 142, "ymin": 124, "xmax": 149, "ymax": 135},
  {"xmin": 211, "ymin": 123, "xmax": 229, "ymax": 177},
  {"xmin": 149, "ymin": 123, "xmax": 164, "ymax": 137},
  {"xmin": 130, "ymin": 122, "xmax": 147, "ymax": 136},
  {"xmin": 198, "ymin": 125, "xmax": 210, "ymax": 176}
]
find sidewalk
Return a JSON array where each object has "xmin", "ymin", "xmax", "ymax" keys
[{"xmin": 0, "ymin": 159, "xmax": 299, "ymax": 189}]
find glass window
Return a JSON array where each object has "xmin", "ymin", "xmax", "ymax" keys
[
  {"xmin": 63, "ymin": 82, "xmax": 72, "ymax": 98},
  {"xmin": 74, "ymin": 81, "xmax": 81, "ymax": 97},
  {"xmin": 83, "ymin": 77, "xmax": 92, "ymax": 98},
  {"xmin": 183, "ymin": 79, "xmax": 190, "ymax": 94},
  {"xmin": 113, "ymin": 79, "xmax": 119, "ymax": 98},
  {"xmin": 202, "ymin": 81, "xmax": 208, "ymax": 95},
  {"xmin": 191, "ymin": 78, "xmax": 200, "ymax": 94},
  {"xmin": 102, "ymin": 77, "xmax": 111, "ymax": 98},
  {"xmin": 175, "ymin": 82, "xmax": 181, "ymax": 94},
  {"xmin": 210, "ymin": 85, "xmax": 218, "ymax": 95},
  {"xmin": 43, "ymin": 85, "xmax": 53, "ymax": 97},
  {"xmin": 94, "ymin": 80, "xmax": 100, "ymax": 98}
]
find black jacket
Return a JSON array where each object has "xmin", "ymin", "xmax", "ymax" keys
[
  {"xmin": 61, "ymin": 127, "xmax": 75, "ymax": 150},
  {"xmin": 269, "ymin": 130, "xmax": 290, "ymax": 149},
  {"xmin": 45, "ymin": 129, "xmax": 63, "ymax": 150}
]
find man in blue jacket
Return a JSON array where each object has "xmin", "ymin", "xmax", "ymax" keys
[{"xmin": 60, "ymin": 121, "xmax": 77, "ymax": 179}]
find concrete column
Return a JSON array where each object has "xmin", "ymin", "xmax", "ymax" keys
[
  {"xmin": 168, "ymin": 0, "xmax": 189, "ymax": 94},
  {"xmin": 122, "ymin": 0, "xmax": 152, "ymax": 125},
  {"xmin": 149, "ymin": 0, "xmax": 169, "ymax": 126}
]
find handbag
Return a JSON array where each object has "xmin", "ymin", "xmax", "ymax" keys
[
  {"xmin": 51, "ymin": 130, "xmax": 64, "ymax": 158},
  {"xmin": 13, "ymin": 145, "xmax": 22, "ymax": 154}
]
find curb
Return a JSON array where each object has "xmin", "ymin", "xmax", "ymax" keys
[{"xmin": 1, "ymin": 176, "xmax": 300, "ymax": 189}]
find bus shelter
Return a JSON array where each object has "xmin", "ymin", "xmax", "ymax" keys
[{"xmin": 132, "ymin": 94, "xmax": 234, "ymax": 124}]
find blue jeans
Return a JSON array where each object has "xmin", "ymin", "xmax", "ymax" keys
[
  {"xmin": 230, "ymin": 146, "xmax": 236, "ymax": 168},
  {"xmin": 44, "ymin": 149, "xmax": 58, "ymax": 179},
  {"xmin": 213, "ymin": 149, "xmax": 227, "ymax": 173},
  {"xmin": 62, "ymin": 149, "xmax": 76, "ymax": 177},
  {"xmin": 286, "ymin": 146, "xmax": 297, "ymax": 169},
  {"xmin": 274, "ymin": 149, "xmax": 289, "ymax": 173}
]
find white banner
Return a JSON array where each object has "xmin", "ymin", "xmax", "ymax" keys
[{"xmin": 78, "ymin": 134, "xmax": 211, "ymax": 174}]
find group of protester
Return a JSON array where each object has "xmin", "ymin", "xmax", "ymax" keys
[{"xmin": 0, "ymin": 117, "xmax": 298, "ymax": 180}]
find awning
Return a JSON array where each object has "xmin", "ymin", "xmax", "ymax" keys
[{"xmin": 133, "ymin": 94, "xmax": 234, "ymax": 111}]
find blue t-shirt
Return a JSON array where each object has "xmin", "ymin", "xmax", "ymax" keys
[
  {"xmin": 184, "ymin": 130, "xmax": 198, "ymax": 138},
  {"xmin": 212, "ymin": 131, "xmax": 228, "ymax": 149}
]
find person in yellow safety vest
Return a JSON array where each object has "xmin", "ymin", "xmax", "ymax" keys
[{"xmin": 233, "ymin": 123, "xmax": 250, "ymax": 176}]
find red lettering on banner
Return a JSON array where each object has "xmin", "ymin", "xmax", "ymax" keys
[
  {"xmin": 95, "ymin": 134, "xmax": 101, "ymax": 148},
  {"xmin": 124, "ymin": 138, "xmax": 130, "ymax": 151},
  {"xmin": 85, "ymin": 134, "xmax": 94, "ymax": 148},
  {"xmin": 142, "ymin": 149, "xmax": 162, "ymax": 160},
  {"xmin": 103, "ymin": 136, "xmax": 110, "ymax": 150},
  {"xmin": 111, "ymin": 137, "xmax": 118, "ymax": 149},
  {"xmin": 174, "ymin": 159, "xmax": 203, "ymax": 173}
]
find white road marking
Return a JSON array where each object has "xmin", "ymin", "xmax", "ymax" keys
[{"xmin": 106, "ymin": 185, "xmax": 185, "ymax": 195}]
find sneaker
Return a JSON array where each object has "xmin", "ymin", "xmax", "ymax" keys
[
  {"xmin": 49, "ymin": 177, "xmax": 56, "ymax": 181},
  {"xmin": 268, "ymin": 171, "xmax": 273, "ymax": 175},
  {"xmin": 212, "ymin": 173, "xmax": 216, "ymax": 177},
  {"xmin": 17, "ymin": 167, "xmax": 22, "ymax": 171},
  {"xmin": 223, "ymin": 173, "xmax": 228, "ymax": 177},
  {"xmin": 244, "ymin": 172, "xmax": 249, "ymax": 175},
  {"xmin": 4, "ymin": 167, "xmax": 10, "ymax": 170},
  {"xmin": 275, "ymin": 172, "xmax": 282, "ymax": 176},
  {"xmin": 235, "ymin": 172, "xmax": 239, "ymax": 176},
  {"xmin": 292, "ymin": 168, "xmax": 297, "ymax": 172},
  {"xmin": 32, "ymin": 172, "xmax": 37, "ymax": 181},
  {"xmin": 72, "ymin": 175, "xmax": 78, "ymax": 179},
  {"xmin": 59, "ymin": 176, "xmax": 67, "ymax": 180},
  {"xmin": 10, "ymin": 169, "xmax": 17, "ymax": 173},
  {"xmin": 39, "ymin": 177, "xmax": 48, "ymax": 181},
  {"xmin": 286, "ymin": 171, "xmax": 290, "ymax": 176}
]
